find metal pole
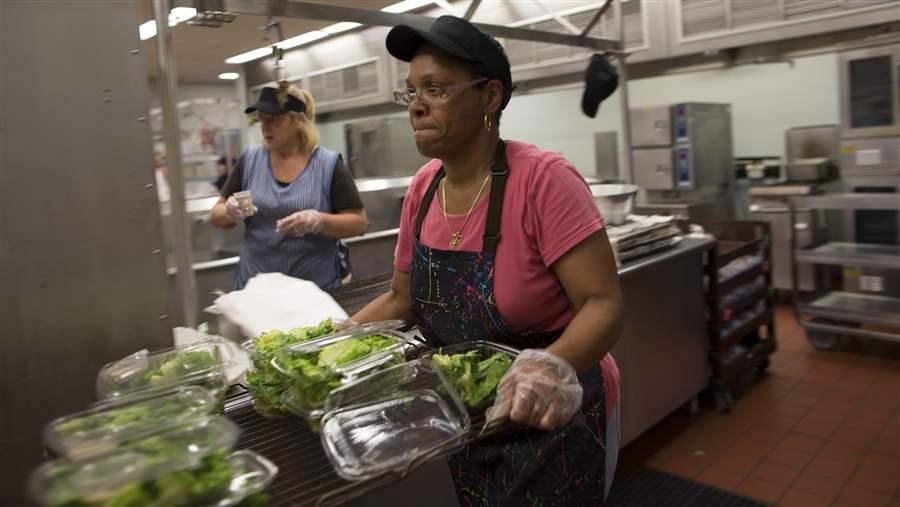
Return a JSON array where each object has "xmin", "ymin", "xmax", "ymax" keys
[
  {"xmin": 236, "ymin": 71, "xmax": 251, "ymax": 150},
  {"xmin": 153, "ymin": 0, "xmax": 198, "ymax": 327},
  {"xmin": 463, "ymin": 0, "xmax": 482, "ymax": 21},
  {"xmin": 615, "ymin": 0, "xmax": 634, "ymax": 184}
]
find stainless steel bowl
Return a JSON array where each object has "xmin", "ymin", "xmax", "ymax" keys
[{"xmin": 589, "ymin": 184, "xmax": 639, "ymax": 225}]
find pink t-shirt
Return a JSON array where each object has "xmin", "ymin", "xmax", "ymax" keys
[
  {"xmin": 395, "ymin": 140, "xmax": 605, "ymax": 334},
  {"xmin": 395, "ymin": 140, "xmax": 620, "ymax": 415}
]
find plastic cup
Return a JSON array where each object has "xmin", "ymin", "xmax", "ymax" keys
[{"xmin": 233, "ymin": 191, "xmax": 255, "ymax": 216}]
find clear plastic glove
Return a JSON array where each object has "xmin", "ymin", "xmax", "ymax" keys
[
  {"xmin": 225, "ymin": 195, "xmax": 256, "ymax": 223},
  {"xmin": 486, "ymin": 349, "xmax": 583, "ymax": 431},
  {"xmin": 276, "ymin": 209, "xmax": 324, "ymax": 237}
]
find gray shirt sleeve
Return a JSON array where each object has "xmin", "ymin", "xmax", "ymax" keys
[
  {"xmin": 330, "ymin": 156, "xmax": 364, "ymax": 212},
  {"xmin": 219, "ymin": 155, "xmax": 245, "ymax": 198}
]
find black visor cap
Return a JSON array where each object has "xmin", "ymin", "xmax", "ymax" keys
[
  {"xmin": 244, "ymin": 87, "xmax": 307, "ymax": 115},
  {"xmin": 386, "ymin": 15, "xmax": 513, "ymax": 109}
]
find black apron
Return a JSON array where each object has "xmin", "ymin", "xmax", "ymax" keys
[{"xmin": 409, "ymin": 140, "xmax": 608, "ymax": 506}]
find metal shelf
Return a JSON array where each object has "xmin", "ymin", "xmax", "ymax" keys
[
  {"xmin": 796, "ymin": 242, "xmax": 900, "ymax": 270},
  {"xmin": 719, "ymin": 306, "xmax": 772, "ymax": 350},
  {"xmin": 799, "ymin": 291, "xmax": 900, "ymax": 328},
  {"xmin": 791, "ymin": 193, "xmax": 900, "ymax": 210},
  {"xmin": 719, "ymin": 262, "xmax": 765, "ymax": 295},
  {"xmin": 717, "ymin": 238, "xmax": 763, "ymax": 267},
  {"xmin": 721, "ymin": 284, "xmax": 770, "ymax": 319}
]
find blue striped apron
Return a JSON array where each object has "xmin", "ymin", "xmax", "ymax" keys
[{"xmin": 234, "ymin": 145, "xmax": 342, "ymax": 290}]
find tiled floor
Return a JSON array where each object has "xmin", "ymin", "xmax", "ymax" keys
[{"xmin": 617, "ymin": 305, "xmax": 900, "ymax": 506}]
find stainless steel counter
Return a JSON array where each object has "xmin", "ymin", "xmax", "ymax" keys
[{"xmin": 611, "ymin": 236, "xmax": 715, "ymax": 446}]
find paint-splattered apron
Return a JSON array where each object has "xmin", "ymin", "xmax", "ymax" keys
[{"xmin": 410, "ymin": 140, "xmax": 607, "ymax": 506}]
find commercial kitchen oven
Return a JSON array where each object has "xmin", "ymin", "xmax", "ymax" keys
[
  {"xmin": 630, "ymin": 103, "xmax": 735, "ymax": 220},
  {"xmin": 837, "ymin": 42, "xmax": 900, "ymax": 298},
  {"xmin": 838, "ymin": 43, "xmax": 900, "ymax": 140}
]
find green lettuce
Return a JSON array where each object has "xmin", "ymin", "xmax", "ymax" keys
[
  {"xmin": 317, "ymin": 335, "xmax": 396, "ymax": 368},
  {"xmin": 46, "ymin": 451, "xmax": 257, "ymax": 507},
  {"xmin": 119, "ymin": 351, "xmax": 219, "ymax": 393},
  {"xmin": 431, "ymin": 351, "xmax": 512, "ymax": 406},
  {"xmin": 53, "ymin": 393, "xmax": 212, "ymax": 447},
  {"xmin": 245, "ymin": 319, "xmax": 335, "ymax": 417},
  {"xmin": 276, "ymin": 335, "xmax": 398, "ymax": 412}
]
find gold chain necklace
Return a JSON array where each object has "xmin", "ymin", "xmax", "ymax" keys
[{"xmin": 440, "ymin": 173, "xmax": 491, "ymax": 250}]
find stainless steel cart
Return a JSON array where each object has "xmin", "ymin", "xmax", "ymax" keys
[{"xmin": 790, "ymin": 193, "xmax": 900, "ymax": 350}]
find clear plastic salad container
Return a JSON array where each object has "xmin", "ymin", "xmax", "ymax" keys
[
  {"xmin": 420, "ymin": 341, "xmax": 519, "ymax": 410},
  {"xmin": 273, "ymin": 329, "xmax": 419, "ymax": 421},
  {"xmin": 95, "ymin": 371, "xmax": 231, "ymax": 416},
  {"xmin": 319, "ymin": 358, "xmax": 470, "ymax": 481},
  {"xmin": 29, "ymin": 416, "xmax": 255, "ymax": 506},
  {"xmin": 241, "ymin": 320, "xmax": 341, "ymax": 418},
  {"xmin": 96, "ymin": 339, "xmax": 235, "ymax": 401},
  {"xmin": 44, "ymin": 385, "xmax": 217, "ymax": 461},
  {"xmin": 340, "ymin": 319, "xmax": 407, "ymax": 335},
  {"xmin": 30, "ymin": 448, "xmax": 276, "ymax": 507}
]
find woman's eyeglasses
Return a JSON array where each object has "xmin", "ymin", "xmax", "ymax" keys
[{"xmin": 392, "ymin": 77, "xmax": 488, "ymax": 107}]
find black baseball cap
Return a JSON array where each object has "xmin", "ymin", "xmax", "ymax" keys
[
  {"xmin": 244, "ymin": 87, "xmax": 307, "ymax": 115},
  {"xmin": 581, "ymin": 54, "xmax": 619, "ymax": 118},
  {"xmin": 386, "ymin": 15, "xmax": 513, "ymax": 109}
]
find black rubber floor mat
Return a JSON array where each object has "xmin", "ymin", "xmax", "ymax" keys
[{"xmin": 606, "ymin": 467, "xmax": 772, "ymax": 507}]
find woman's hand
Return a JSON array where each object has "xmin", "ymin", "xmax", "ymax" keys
[
  {"xmin": 276, "ymin": 210, "xmax": 323, "ymax": 236},
  {"xmin": 486, "ymin": 349, "xmax": 583, "ymax": 431},
  {"xmin": 225, "ymin": 195, "xmax": 255, "ymax": 223}
]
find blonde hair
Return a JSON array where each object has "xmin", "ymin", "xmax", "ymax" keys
[{"xmin": 286, "ymin": 85, "xmax": 320, "ymax": 155}]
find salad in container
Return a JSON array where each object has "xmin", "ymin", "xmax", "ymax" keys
[
  {"xmin": 96, "ymin": 339, "xmax": 235, "ymax": 410},
  {"xmin": 44, "ymin": 385, "xmax": 218, "ymax": 461},
  {"xmin": 273, "ymin": 327, "xmax": 418, "ymax": 424},
  {"xmin": 30, "ymin": 416, "xmax": 276, "ymax": 507},
  {"xmin": 242, "ymin": 319, "xmax": 339, "ymax": 417}
]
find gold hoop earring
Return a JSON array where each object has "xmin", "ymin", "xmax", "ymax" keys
[{"xmin": 484, "ymin": 113, "xmax": 492, "ymax": 133}]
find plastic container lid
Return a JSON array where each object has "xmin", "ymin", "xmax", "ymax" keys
[
  {"xmin": 281, "ymin": 329, "xmax": 411, "ymax": 371},
  {"xmin": 218, "ymin": 450, "xmax": 279, "ymax": 505},
  {"xmin": 319, "ymin": 359, "xmax": 470, "ymax": 481},
  {"xmin": 273, "ymin": 329, "xmax": 415, "ymax": 419},
  {"xmin": 30, "ymin": 416, "xmax": 240, "ymax": 506},
  {"xmin": 343, "ymin": 319, "xmax": 407, "ymax": 334},
  {"xmin": 44, "ymin": 385, "xmax": 217, "ymax": 461},
  {"xmin": 96, "ymin": 339, "xmax": 235, "ymax": 399},
  {"xmin": 30, "ymin": 449, "xmax": 275, "ymax": 507},
  {"xmin": 95, "ymin": 371, "xmax": 231, "ymax": 414}
]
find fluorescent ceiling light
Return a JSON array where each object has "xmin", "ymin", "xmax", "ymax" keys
[
  {"xmin": 224, "ymin": 1, "xmax": 434, "ymax": 64},
  {"xmin": 382, "ymin": 0, "xmax": 434, "ymax": 13},
  {"xmin": 279, "ymin": 30, "xmax": 328, "ymax": 50},
  {"xmin": 322, "ymin": 22, "xmax": 362, "ymax": 34},
  {"xmin": 218, "ymin": 72, "xmax": 240, "ymax": 80},
  {"xmin": 226, "ymin": 47, "xmax": 273, "ymax": 64},
  {"xmin": 225, "ymin": 30, "xmax": 328, "ymax": 64},
  {"xmin": 139, "ymin": 21, "xmax": 157, "ymax": 41},
  {"xmin": 138, "ymin": 7, "xmax": 197, "ymax": 41},
  {"xmin": 169, "ymin": 7, "xmax": 197, "ymax": 23}
]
